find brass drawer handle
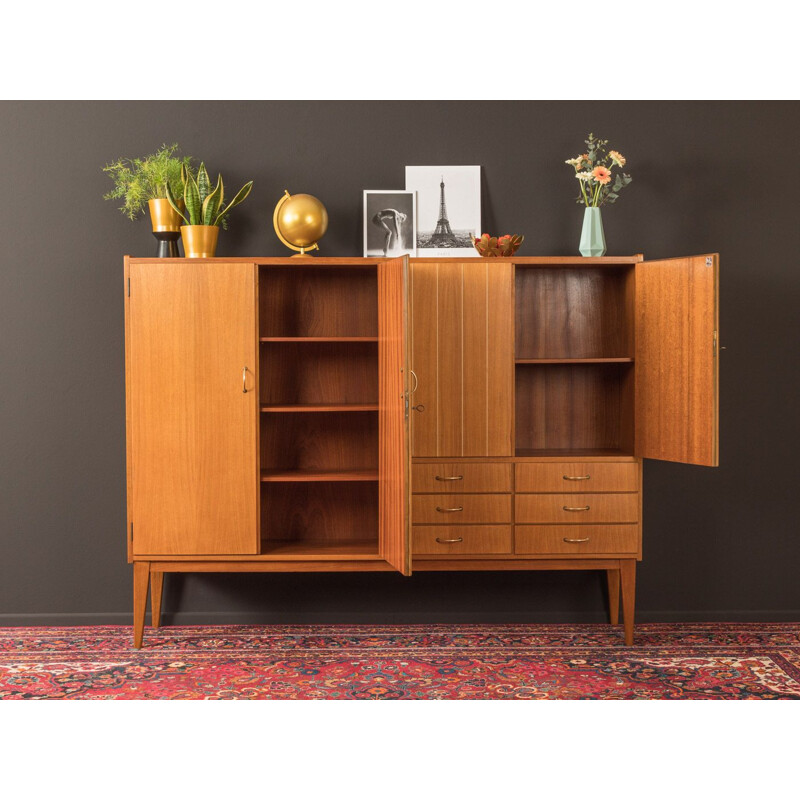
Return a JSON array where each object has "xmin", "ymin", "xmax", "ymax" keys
[
  {"xmin": 242, "ymin": 366, "xmax": 249, "ymax": 393},
  {"xmin": 563, "ymin": 537, "xmax": 590, "ymax": 543},
  {"xmin": 436, "ymin": 537, "xmax": 464, "ymax": 544},
  {"xmin": 563, "ymin": 505, "xmax": 590, "ymax": 512},
  {"xmin": 435, "ymin": 475, "xmax": 463, "ymax": 481},
  {"xmin": 436, "ymin": 506, "xmax": 464, "ymax": 513},
  {"xmin": 563, "ymin": 474, "xmax": 590, "ymax": 481}
]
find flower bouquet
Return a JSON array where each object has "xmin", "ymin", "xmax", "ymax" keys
[
  {"xmin": 565, "ymin": 133, "xmax": 632, "ymax": 207},
  {"xmin": 565, "ymin": 133, "xmax": 632, "ymax": 256}
]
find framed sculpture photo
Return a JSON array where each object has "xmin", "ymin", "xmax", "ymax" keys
[
  {"xmin": 363, "ymin": 190, "xmax": 417, "ymax": 258},
  {"xmin": 405, "ymin": 165, "xmax": 481, "ymax": 257}
]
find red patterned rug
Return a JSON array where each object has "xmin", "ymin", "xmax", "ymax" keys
[{"xmin": 1, "ymin": 623, "xmax": 798, "ymax": 699}]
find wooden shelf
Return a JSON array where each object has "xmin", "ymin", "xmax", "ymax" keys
[
  {"xmin": 515, "ymin": 448, "xmax": 633, "ymax": 458},
  {"xmin": 260, "ymin": 337, "xmax": 378, "ymax": 342},
  {"xmin": 261, "ymin": 469, "xmax": 379, "ymax": 482},
  {"xmin": 515, "ymin": 358, "xmax": 634, "ymax": 364},
  {"xmin": 260, "ymin": 404, "xmax": 378, "ymax": 413},
  {"xmin": 258, "ymin": 539, "xmax": 381, "ymax": 560}
]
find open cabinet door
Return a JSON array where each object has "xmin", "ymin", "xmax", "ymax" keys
[
  {"xmin": 635, "ymin": 254, "xmax": 719, "ymax": 466},
  {"xmin": 378, "ymin": 256, "xmax": 411, "ymax": 575}
]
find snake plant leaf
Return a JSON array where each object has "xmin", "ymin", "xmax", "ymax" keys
[
  {"xmin": 217, "ymin": 174, "xmax": 224, "ymax": 214},
  {"xmin": 202, "ymin": 176, "xmax": 222, "ymax": 226},
  {"xmin": 165, "ymin": 182, "xmax": 189, "ymax": 224},
  {"xmin": 214, "ymin": 181, "xmax": 253, "ymax": 226},
  {"xmin": 183, "ymin": 173, "xmax": 201, "ymax": 225},
  {"xmin": 197, "ymin": 163, "xmax": 210, "ymax": 205}
]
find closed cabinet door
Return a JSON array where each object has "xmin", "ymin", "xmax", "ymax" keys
[
  {"xmin": 127, "ymin": 261, "xmax": 260, "ymax": 555},
  {"xmin": 410, "ymin": 261, "xmax": 514, "ymax": 457},
  {"xmin": 635, "ymin": 254, "xmax": 719, "ymax": 466}
]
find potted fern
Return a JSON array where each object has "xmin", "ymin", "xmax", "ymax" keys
[
  {"xmin": 103, "ymin": 143, "xmax": 193, "ymax": 257},
  {"xmin": 166, "ymin": 163, "xmax": 253, "ymax": 258}
]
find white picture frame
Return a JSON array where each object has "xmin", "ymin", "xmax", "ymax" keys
[
  {"xmin": 363, "ymin": 190, "xmax": 417, "ymax": 258},
  {"xmin": 405, "ymin": 165, "xmax": 481, "ymax": 257}
]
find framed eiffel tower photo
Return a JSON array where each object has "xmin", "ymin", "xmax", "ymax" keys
[{"xmin": 405, "ymin": 165, "xmax": 481, "ymax": 257}]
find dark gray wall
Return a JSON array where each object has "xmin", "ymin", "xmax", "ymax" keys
[{"xmin": 1, "ymin": 101, "xmax": 798, "ymax": 624}]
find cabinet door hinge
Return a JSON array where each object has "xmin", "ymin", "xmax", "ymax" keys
[{"xmin": 127, "ymin": 277, "xmax": 131, "ymax": 297}]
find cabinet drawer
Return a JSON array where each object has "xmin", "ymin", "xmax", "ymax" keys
[
  {"xmin": 412, "ymin": 493, "xmax": 512, "ymax": 524},
  {"xmin": 413, "ymin": 526, "xmax": 512, "ymax": 555},
  {"xmin": 515, "ymin": 525, "xmax": 640, "ymax": 555},
  {"xmin": 412, "ymin": 462, "xmax": 512, "ymax": 493},
  {"xmin": 516, "ymin": 462, "xmax": 638, "ymax": 493},
  {"xmin": 515, "ymin": 493, "xmax": 639, "ymax": 524}
]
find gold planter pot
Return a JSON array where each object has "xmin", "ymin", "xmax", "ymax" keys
[
  {"xmin": 148, "ymin": 198, "xmax": 185, "ymax": 258},
  {"xmin": 148, "ymin": 198, "xmax": 183, "ymax": 233},
  {"xmin": 181, "ymin": 225, "xmax": 219, "ymax": 258}
]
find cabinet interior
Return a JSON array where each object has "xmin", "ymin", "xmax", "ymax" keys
[
  {"xmin": 514, "ymin": 265, "xmax": 635, "ymax": 456},
  {"xmin": 258, "ymin": 264, "xmax": 380, "ymax": 556}
]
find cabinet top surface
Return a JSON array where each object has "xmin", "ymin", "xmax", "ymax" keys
[{"xmin": 126, "ymin": 255, "xmax": 645, "ymax": 265}]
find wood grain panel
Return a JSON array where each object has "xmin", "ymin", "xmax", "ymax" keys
[
  {"xmin": 409, "ymin": 261, "xmax": 438, "ymax": 456},
  {"xmin": 486, "ymin": 262, "xmax": 515, "ymax": 454},
  {"xmin": 515, "ymin": 267, "xmax": 634, "ymax": 358},
  {"xmin": 129, "ymin": 261, "xmax": 259, "ymax": 556},
  {"xmin": 515, "ymin": 493, "xmax": 639, "ymax": 524},
  {"xmin": 412, "ymin": 493, "xmax": 511, "ymax": 524},
  {"xmin": 259, "ymin": 267, "xmax": 378, "ymax": 337},
  {"xmin": 260, "ymin": 411, "xmax": 378, "ymax": 472},
  {"xmin": 378, "ymin": 256, "xmax": 411, "ymax": 575},
  {"xmin": 413, "ymin": 526, "xmax": 512, "ymax": 555},
  {"xmin": 635, "ymin": 254, "xmax": 719, "ymax": 466},
  {"xmin": 515, "ymin": 525, "xmax": 640, "ymax": 555},
  {"xmin": 259, "ymin": 342, "xmax": 378, "ymax": 404},
  {"xmin": 261, "ymin": 482, "xmax": 378, "ymax": 544},
  {"xmin": 462, "ymin": 262, "xmax": 488, "ymax": 455},
  {"xmin": 515, "ymin": 364, "xmax": 633, "ymax": 452},
  {"xmin": 515, "ymin": 462, "xmax": 638, "ymax": 493},
  {"xmin": 412, "ymin": 462, "xmax": 512, "ymax": 494},
  {"xmin": 410, "ymin": 261, "xmax": 513, "ymax": 457},
  {"xmin": 437, "ymin": 262, "xmax": 463, "ymax": 456}
]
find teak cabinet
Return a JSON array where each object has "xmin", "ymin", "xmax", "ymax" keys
[{"xmin": 124, "ymin": 254, "xmax": 720, "ymax": 647}]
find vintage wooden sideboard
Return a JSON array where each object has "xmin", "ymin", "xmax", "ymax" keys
[{"xmin": 124, "ymin": 254, "xmax": 719, "ymax": 647}]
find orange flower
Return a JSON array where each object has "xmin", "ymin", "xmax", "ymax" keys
[{"xmin": 592, "ymin": 166, "xmax": 612, "ymax": 185}]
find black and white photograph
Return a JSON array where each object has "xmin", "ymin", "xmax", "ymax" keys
[
  {"xmin": 405, "ymin": 165, "xmax": 481, "ymax": 257},
  {"xmin": 363, "ymin": 190, "xmax": 416, "ymax": 257}
]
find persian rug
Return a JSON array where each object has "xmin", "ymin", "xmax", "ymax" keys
[{"xmin": 0, "ymin": 623, "xmax": 798, "ymax": 699}]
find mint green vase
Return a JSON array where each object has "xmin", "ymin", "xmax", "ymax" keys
[{"xmin": 579, "ymin": 207, "xmax": 607, "ymax": 257}]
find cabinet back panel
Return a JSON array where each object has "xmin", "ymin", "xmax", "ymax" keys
[
  {"xmin": 515, "ymin": 363, "xmax": 633, "ymax": 452},
  {"xmin": 259, "ymin": 342, "xmax": 378, "ymax": 404},
  {"xmin": 259, "ymin": 267, "xmax": 378, "ymax": 337},
  {"xmin": 261, "ymin": 412, "xmax": 378, "ymax": 472},
  {"xmin": 515, "ymin": 267, "xmax": 634, "ymax": 359},
  {"xmin": 261, "ymin": 483, "xmax": 378, "ymax": 543}
]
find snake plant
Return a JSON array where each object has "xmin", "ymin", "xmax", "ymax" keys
[{"xmin": 166, "ymin": 162, "xmax": 253, "ymax": 229}]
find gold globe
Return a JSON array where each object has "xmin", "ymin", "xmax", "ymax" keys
[{"xmin": 273, "ymin": 190, "xmax": 329, "ymax": 256}]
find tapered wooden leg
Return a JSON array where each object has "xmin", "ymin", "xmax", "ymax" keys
[
  {"xmin": 607, "ymin": 569, "xmax": 620, "ymax": 626},
  {"xmin": 133, "ymin": 562, "xmax": 150, "ymax": 649},
  {"xmin": 620, "ymin": 559, "xmax": 636, "ymax": 646},
  {"xmin": 150, "ymin": 571, "xmax": 164, "ymax": 628}
]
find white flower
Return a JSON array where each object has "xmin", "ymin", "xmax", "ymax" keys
[
  {"xmin": 564, "ymin": 156, "xmax": 583, "ymax": 169},
  {"xmin": 575, "ymin": 171, "xmax": 594, "ymax": 182}
]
